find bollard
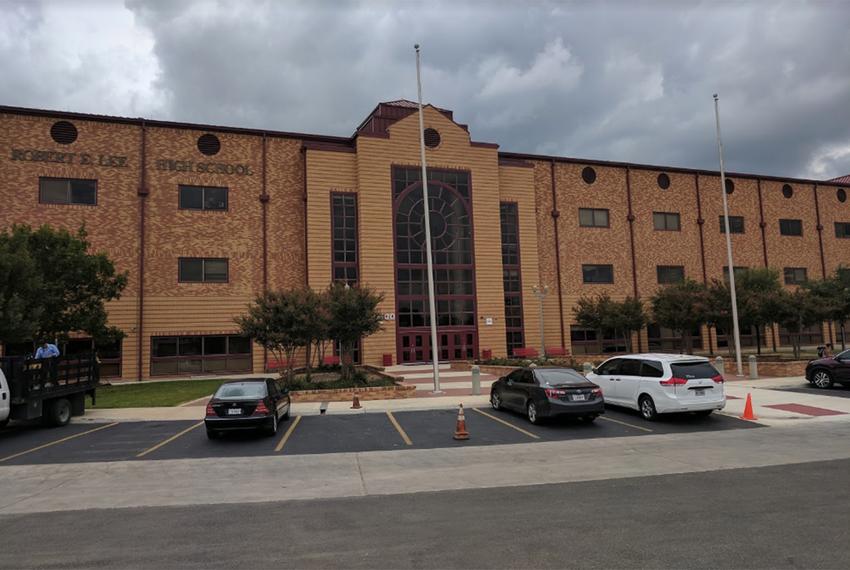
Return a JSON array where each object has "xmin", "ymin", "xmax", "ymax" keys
[
  {"xmin": 714, "ymin": 356, "xmax": 725, "ymax": 377},
  {"xmin": 748, "ymin": 355, "xmax": 758, "ymax": 379},
  {"xmin": 583, "ymin": 362, "xmax": 593, "ymax": 376},
  {"xmin": 471, "ymin": 365, "xmax": 481, "ymax": 395}
]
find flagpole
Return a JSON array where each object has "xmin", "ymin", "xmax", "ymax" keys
[
  {"xmin": 714, "ymin": 93, "xmax": 744, "ymax": 377},
  {"xmin": 415, "ymin": 44, "xmax": 442, "ymax": 394}
]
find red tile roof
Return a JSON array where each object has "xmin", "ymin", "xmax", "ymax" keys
[{"xmin": 829, "ymin": 174, "xmax": 850, "ymax": 185}]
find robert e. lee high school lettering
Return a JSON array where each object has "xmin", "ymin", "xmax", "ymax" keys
[{"xmin": 11, "ymin": 148, "xmax": 129, "ymax": 167}]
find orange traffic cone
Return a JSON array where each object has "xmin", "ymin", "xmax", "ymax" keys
[
  {"xmin": 453, "ymin": 404, "xmax": 470, "ymax": 440},
  {"xmin": 740, "ymin": 393, "xmax": 757, "ymax": 420},
  {"xmin": 351, "ymin": 392, "xmax": 362, "ymax": 409}
]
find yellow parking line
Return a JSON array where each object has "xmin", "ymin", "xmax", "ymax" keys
[
  {"xmin": 274, "ymin": 415, "xmax": 302, "ymax": 453},
  {"xmin": 136, "ymin": 421, "xmax": 204, "ymax": 458},
  {"xmin": 0, "ymin": 422, "xmax": 120, "ymax": 463},
  {"xmin": 473, "ymin": 408, "xmax": 540, "ymax": 439},
  {"xmin": 599, "ymin": 415, "xmax": 653, "ymax": 433},
  {"xmin": 386, "ymin": 411, "xmax": 412, "ymax": 446}
]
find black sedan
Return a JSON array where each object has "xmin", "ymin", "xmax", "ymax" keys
[
  {"xmin": 205, "ymin": 378, "xmax": 291, "ymax": 439},
  {"xmin": 806, "ymin": 349, "xmax": 850, "ymax": 388},
  {"xmin": 490, "ymin": 367, "xmax": 604, "ymax": 424}
]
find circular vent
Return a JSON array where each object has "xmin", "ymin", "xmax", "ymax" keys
[
  {"xmin": 197, "ymin": 133, "xmax": 221, "ymax": 156},
  {"xmin": 782, "ymin": 184, "xmax": 794, "ymax": 199},
  {"xmin": 725, "ymin": 179, "xmax": 735, "ymax": 194},
  {"xmin": 581, "ymin": 166, "xmax": 597, "ymax": 184},
  {"xmin": 423, "ymin": 128, "xmax": 441, "ymax": 149},
  {"xmin": 839, "ymin": 188, "xmax": 847, "ymax": 203},
  {"xmin": 50, "ymin": 121, "xmax": 78, "ymax": 145},
  {"xmin": 657, "ymin": 173, "xmax": 671, "ymax": 189}
]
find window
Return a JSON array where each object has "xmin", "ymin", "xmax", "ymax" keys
[
  {"xmin": 835, "ymin": 223, "xmax": 850, "ymax": 239},
  {"xmin": 723, "ymin": 266, "xmax": 748, "ymax": 282},
  {"xmin": 581, "ymin": 166, "xmax": 597, "ymax": 184},
  {"xmin": 640, "ymin": 360, "xmax": 664, "ymax": 378},
  {"xmin": 648, "ymin": 324, "xmax": 703, "ymax": 351},
  {"xmin": 782, "ymin": 184, "xmax": 794, "ymax": 199},
  {"xmin": 595, "ymin": 358, "xmax": 621, "ymax": 375},
  {"xmin": 501, "ymin": 203, "xmax": 524, "ymax": 356},
  {"xmin": 331, "ymin": 193, "xmax": 359, "ymax": 285},
  {"xmin": 657, "ymin": 265, "xmax": 685, "ymax": 284},
  {"xmin": 423, "ymin": 128, "xmax": 441, "ymax": 148},
  {"xmin": 578, "ymin": 208, "xmax": 609, "ymax": 228},
  {"xmin": 618, "ymin": 359, "xmax": 642, "ymax": 376},
  {"xmin": 657, "ymin": 173, "xmax": 671, "ymax": 189},
  {"xmin": 570, "ymin": 327, "xmax": 626, "ymax": 355},
  {"xmin": 725, "ymin": 179, "xmax": 735, "ymax": 194},
  {"xmin": 582, "ymin": 264, "xmax": 614, "ymax": 284},
  {"xmin": 784, "ymin": 267, "xmax": 808, "ymax": 285},
  {"xmin": 178, "ymin": 258, "xmax": 228, "ymax": 283},
  {"xmin": 653, "ymin": 212, "xmax": 680, "ymax": 231},
  {"xmin": 179, "ymin": 185, "xmax": 228, "ymax": 211},
  {"xmin": 779, "ymin": 219, "xmax": 803, "ymax": 236},
  {"xmin": 719, "ymin": 215, "xmax": 745, "ymax": 234},
  {"xmin": 39, "ymin": 177, "xmax": 96, "ymax": 205},
  {"xmin": 197, "ymin": 133, "xmax": 221, "ymax": 156},
  {"xmin": 151, "ymin": 335, "xmax": 251, "ymax": 376}
]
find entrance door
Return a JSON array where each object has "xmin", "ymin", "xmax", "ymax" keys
[{"xmin": 393, "ymin": 167, "xmax": 477, "ymax": 364}]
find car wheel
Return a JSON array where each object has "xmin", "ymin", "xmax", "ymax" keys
[
  {"xmin": 0, "ymin": 417, "xmax": 9, "ymax": 429},
  {"xmin": 812, "ymin": 370, "xmax": 833, "ymax": 389},
  {"xmin": 639, "ymin": 395, "xmax": 658, "ymax": 421},
  {"xmin": 206, "ymin": 429, "xmax": 219, "ymax": 440},
  {"xmin": 526, "ymin": 401, "xmax": 541, "ymax": 424},
  {"xmin": 490, "ymin": 391, "xmax": 502, "ymax": 410},
  {"xmin": 694, "ymin": 410, "xmax": 713, "ymax": 417},
  {"xmin": 44, "ymin": 398, "xmax": 71, "ymax": 427}
]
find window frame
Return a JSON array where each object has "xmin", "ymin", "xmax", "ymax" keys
[
  {"xmin": 331, "ymin": 192, "xmax": 359, "ymax": 286},
  {"xmin": 835, "ymin": 222, "xmax": 850, "ymax": 239},
  {"xmin": 719, "ymin": 215, "xmax": 745, "ymax": 234},
  {"xmin": 38, "ymin": 177, "xmax": 98, "ymax": 206},
  {"xmin": 501, "ymin": 202, "xmax": 525, "ymax": 356},
  {"xmin": 582, "ymin": 264, "xmax": 614, "ymax": 284},
  {"xmin": 656, "ymin": 265, "xmax": 685, "ymax": 285},
  {"xmin": 578, "ymin": 207, "xmax": 610, "ymax": 228},
  {"xmin": 178, "ymin": 184, "xmax": 229, "ymax": 211},
  {"xmin": 779, "ymin": 218, "xmax": 803, "ymax": 237},
  {"xmin": 150, "ymin": 334, "xmax": 252, "ymax": 376},
  {"xmin": 178, "ymin": 257, "xmax": 229, "ymax": 283},
  {"xmin": 783, "ymin": 267, "xmax": 808, "ymax": 285},
  {"xmin": 652, "ymin": 211, "xmax": 681, "ymax": 232}
]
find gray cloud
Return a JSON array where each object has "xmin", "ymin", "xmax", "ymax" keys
[{"xmin": 2, "ymin": 0, "xmax": 849, "ymax": 179}]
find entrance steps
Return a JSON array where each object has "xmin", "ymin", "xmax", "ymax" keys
[{"xmin": 383, "ymin": 362, "xmax": 498, "ymax": 397}]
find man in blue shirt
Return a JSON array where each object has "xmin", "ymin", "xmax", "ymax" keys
[{"xmin": 35, "ymin": 341, "xmax": 60, "ymax": 359}]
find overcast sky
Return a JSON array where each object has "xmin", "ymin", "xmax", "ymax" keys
[{"xmin": 2, "ymin": 0, "xmax": 849, "ymax": 179}]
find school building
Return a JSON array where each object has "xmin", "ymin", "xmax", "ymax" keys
[{"xmin": 1, "ymin": 100, "xmax": 849, "ymax": 380}]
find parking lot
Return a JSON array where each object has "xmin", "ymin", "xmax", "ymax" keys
[{"xmin": 0, "ymin": 406, "xmax": 761, "ymax": 466}]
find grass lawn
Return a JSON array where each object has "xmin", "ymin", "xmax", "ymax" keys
[{"xmin": 89, "ymin": 379, "xmax": 228, "ymax": 409}]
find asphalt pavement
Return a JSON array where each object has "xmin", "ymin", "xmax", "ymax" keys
[{"xmin": 2, "ymin": 458, "xmax": 847, "ymax": 569}]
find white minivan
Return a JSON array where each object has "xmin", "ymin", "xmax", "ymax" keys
[
  {"xmin": 1, "ymin": 368, "xmax": 10, "ymax": 428},
  {"xmin": 586, "ymin": 353, "xmax": 725, "ymax": 420}
]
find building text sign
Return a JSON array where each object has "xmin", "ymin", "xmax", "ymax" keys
[
  {"xmin": 154, "ymin": 159, "xmax": 253, "ymax": 176},
  {"xmin": 11, "ymin": 148, "xmax": 129, "ymax": 168}
]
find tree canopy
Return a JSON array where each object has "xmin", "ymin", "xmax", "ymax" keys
[{"xmin": 0, "ymin": 225, "xmax": 127, "ymax": 347}]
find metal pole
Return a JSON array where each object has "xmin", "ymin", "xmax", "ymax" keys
[
  {"xmin": 415, "ymin": 44, "xmax": 442, "ymax": 393},
  {"xmin": 714, "ymin": 94, "xmax": 743, "ymax": 376}
]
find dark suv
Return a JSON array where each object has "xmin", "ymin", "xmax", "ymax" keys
[
  {"xmin": 490, "ymin": 367, "xmax": 604, "ymax": 424},
  {"xmin": 805, "ymin": 349, "xmax": 850, "ymax": 389}
]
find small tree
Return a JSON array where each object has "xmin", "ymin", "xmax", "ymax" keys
[
  {"xmin": 325, "ymin": 283, "xmax": 383, "ymax": 382},
  {"xmin": 574, "ymin": 294, "xmax": 646, "ymax": 353},
  {"xmin": 774, "ymin": 288, "xmax": 823, "ymax": 359},
  {"xmin": 235, "ymin": 289, "xmax": 317, "ymax": 384},
  {"xmin": 804, "ymin": 270, "xmax": 850, "ymax": 350},
  {"xmin": 0, "ymin": 229, "xmax": 43, "ymax": 343},
  {"xmin": 611, "ymin": 297, "xmax": 647, "ymax": 353},
  {"xmin": 705, "ymin": 279, "xmax": 733, "ymax": 353},
  {"xmin": 650, "ymin": 280, "xmax": 709, "ymax": 354},
  {"xmin": 736, "ymin": 268, "xmax": 784, "ymax": 355}
]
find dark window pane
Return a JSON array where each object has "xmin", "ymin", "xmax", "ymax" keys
[
  {"xmin": 835, "ymin": 223, "xmax": 850, "ymax": 239},
  {"xmin": 783, "ymin": 267, "xmax": 807, "ymax": 285},
  {"xmin": 779, "ymin": 219, "xmax": 803, "ymax": 236},
  {"xmin": 204, "ymin": 336, "xmax": 227, "ymax": 355},
  {"xmin": 152, "ymin": 337, "xmax": 177, "ymax": 358},
  {"xmin": 179, "ymin": 337, "xmax": 202, "ymax": 356},
  {"xmin": 720, "ymin": 215, "xmax": 745, "ymax": 234},
  {"xmin": 40, "ymin": 179, "xmax": 68, "ymax": 203},
  {"xmin": 204, "ymin": 187, "xmax": 228, "ymax": 210},
  {"xmin": 179, "ymin": 258, "xmax": 204, "ymax": 282},
  {"xmin": 70, "ymin": 180, "xmax": 97, "ymax": 204},
  {"xmin": 657, "ymin": 265, "xmax": 685, "ymax": 284},
  {"xmin": 582, "ymin": 264, "xmax": 614, "ymax": 284},
  {"xmin": 227, "ymin": 336, "xmax": 251, "ymax": 354},
  {"xmin": 204, "ymin": 259, "xmax": 228, "ymax": 282},
  {"xmin": 179, "ymin": 186, "xmax": 203, "ymax": 209}
]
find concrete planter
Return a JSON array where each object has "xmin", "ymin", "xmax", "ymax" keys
[{"xmin": 290, "ymin": 383, "xmax": 415, "ymax": 403}]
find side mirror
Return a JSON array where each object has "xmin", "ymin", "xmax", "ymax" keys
[{"xmin": 591, "ymin": 368, "xmax": 599, "ymax": 375}]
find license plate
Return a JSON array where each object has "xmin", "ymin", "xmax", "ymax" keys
[
  {"xmin": 227, "ymin": 408, "xmax": 242, "ymax": 416},
  {"xmin": 694, "ymin": 389, "xmax": 705, "ymax": 397},
  {"xmin": 571, "ymin": 394, "xmax": 587, "ymax": 401}
]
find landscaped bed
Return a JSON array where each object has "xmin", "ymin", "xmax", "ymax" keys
[{"xmin": 89, "ymin": 379, "xmax": 230, "ymax": 408}]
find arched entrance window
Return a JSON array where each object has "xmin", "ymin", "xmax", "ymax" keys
[{"xmin": 392, "ymin": 167, "xmax": 477, "ymax": 363}]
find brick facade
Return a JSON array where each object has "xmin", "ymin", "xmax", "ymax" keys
[{"xmin": 2, "ymin": 102, "xmax": 848, "ymax": 380}]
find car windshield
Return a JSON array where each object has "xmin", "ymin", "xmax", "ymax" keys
[
  {"xmin": 535, "ymin": 369, "xmax": 586, "ymax": 386},
  {"xmin": 214, "ymin": 382, "xmax": 267, "ymax": 400},
  {"xmin": 670, "ymin": 361, "xmax": 718, "ymax": 379},
  {"xmin": 835, "ymin": 349, "xmax": 850, "ymax": 359}
]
